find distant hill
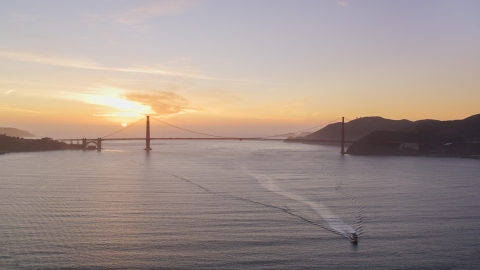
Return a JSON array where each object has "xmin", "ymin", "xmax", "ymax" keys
[
  {"xmin": 399, "ymin": 114, "xmax": 480, "ymax": 143},
  {"xmin": 286, "ymin": 131, "xmax": 313, "ymax": 140},
  {"xmin": 287, "ymin": 117, "xmax": 412, "ymax": 143},
  {"xmin": 347, "ymin": 114, "xmax": 480, "ymax": 157},
  {"xmin": 297, "ymin": 131, "xmax": 312, "ymax": 137},
  {"xmin": 0, "ymin": 127, "xmax": 35, "ymax": 137}
]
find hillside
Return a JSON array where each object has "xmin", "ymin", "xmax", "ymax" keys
[
  {"xmin": 399, "ymin": 114, "xmax": 480, "ymax": 143},
  {"xmin": 347, "ymin": 114, "xmax": 480, "ymax": 157},
  {"xmin": 0, "ymin": 127, "xmax": 35, "ymax": 137},
  {"xmin": 286, "ymin": 117, "xmax": 412, "ymax": 143}
]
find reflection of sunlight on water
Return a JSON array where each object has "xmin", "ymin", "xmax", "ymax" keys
[
  {"xmin": 102, "ymin": 149, "xmax": 126, "ymax": 153},
  {"xmin": 241, "ymin": 166, "xmax": 355, "ymax": 237},
  {"xmin": 2, "ymin": 140, "xmax": 480, "ymax": 268}
]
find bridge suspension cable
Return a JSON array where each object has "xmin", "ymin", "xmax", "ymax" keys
[
  {"xmin": 253, "ymin": 117, "xmax": 342, "ymax": 139},
  {"xmin": 152, "ymin": 117, "xmax": 234, "ymax": 138},
  {"xmin": 102, "ymin": 117, "xmax": 144, "ymax": 138},
  {"xmin": 151, "ymin": 116, "xmax": 343, "ymax": 139}
]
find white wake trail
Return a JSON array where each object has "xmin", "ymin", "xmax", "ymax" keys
[{"xmin": 242, "ymin": 167, "xmax": 355, "ymax": 237}]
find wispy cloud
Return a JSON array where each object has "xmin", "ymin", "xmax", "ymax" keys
[
  {"xmin": 336, "ymin": 1, "xmax": 349, "ymax": 8},
  {"xmin": 281, "ymin": 101, "xmax": 304, "ymax": 109},
  {"xmin": 192, "ymin": 88, "xmax": 241, "ymax": 105},
  {"xmin": 5, "ymin": 89, "xmax": 16, "ymax": 95},
  {"xmin": 0, "ymin": 47, "xmax": 98, "ymax": 70},
  {"xmin": 91, "ymin": 0, "xmax": 202, "ymax": 25},
  {"xmin": 0, "ymin": 47, "xmax": 228, "ymax": 81},
  {"xmin": 10, "ymin": 12, "xmax": 35, "ymax": 23},
  {"xmin": 0, "ymin": 104, "xmax": 45, "ymax": 114}
]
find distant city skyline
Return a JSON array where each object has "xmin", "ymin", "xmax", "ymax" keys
[{"xmin": 1, "ymin": 0, "xmax": 479, "ymax": 137}]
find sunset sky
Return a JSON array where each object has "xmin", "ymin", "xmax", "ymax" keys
[{"xmin": 1, "ymin": 0, "xmax": 479, "ymax": 138}]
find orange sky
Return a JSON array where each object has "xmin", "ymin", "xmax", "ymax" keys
[{"xmin": 1, "ymin": 1, "xmax": 479, "ymax": 138}]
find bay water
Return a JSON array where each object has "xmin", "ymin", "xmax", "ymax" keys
[{"xmin": 1, "ymin": 141, "xmax": 479, "ymax": 269}]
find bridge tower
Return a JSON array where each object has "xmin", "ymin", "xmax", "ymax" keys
[
  {"xmin": 82, "ymin": 138, "xmax": 87, "ymax": 150},
  {"xmin": 144, "ymin": 115, "xmax": 152, "ymax": 151},
  {"xmin": 341, "ymin": 117, "xmax": 345, "ymax": 155},
  {"xmin": 97, "ymin": 138, "xmax": 102, "ymax": 151}
]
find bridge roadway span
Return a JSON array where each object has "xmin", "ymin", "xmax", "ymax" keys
[
  {"xmin": 59, "ymin": 138, "xmax": 354, "ymax": 143},
  {"xmin": 58, "ymin": 137, "xmax": 353, "ymax": 154},
  {"xmin": 57, "ymin": 116, "xmax": 350, "ymax": 154}
]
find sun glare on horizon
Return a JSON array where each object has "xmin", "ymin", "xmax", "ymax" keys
[{"xmin": 121, "ymin": 123, "xmax": 127, "ymax": 127}]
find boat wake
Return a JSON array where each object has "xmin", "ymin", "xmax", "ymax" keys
[
  {"xmin": 240, "ymin": 166, "xmax": 356, "ymax": 238},
  {"xmin": 131, "ymin": 158, "xmax": 360, "ymax": 240}
]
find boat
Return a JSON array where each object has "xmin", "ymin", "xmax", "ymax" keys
[{"xmin": 349, "ymin": 233, "xmax": 358, "ymax": 243}]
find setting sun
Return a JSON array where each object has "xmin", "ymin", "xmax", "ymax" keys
[{"xmin": 121, "ymin": 123, "xmax": 127, "ymax": 127}]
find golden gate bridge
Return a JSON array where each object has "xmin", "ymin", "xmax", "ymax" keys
[{"xmin": 58, "ymin": 116, "xmax": 360, "ymax": 155}]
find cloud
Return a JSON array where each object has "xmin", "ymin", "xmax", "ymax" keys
[
  {"xmin": 0, "ymin": 104, "xmax": 45, "ymax": 114},
  {"xmin": 336, "ymin": 1, "xmax": 349, "ymax": 7},
  {"xmin": 192, "ymin": 88, "xmax": 241, "ymax": 105},
  {"xmin": 125, "ymin": 91, "xmax": 202, "ymax": 116},
  {"xmin": 0, "ymin": 47, "xmax": 99, "ymax": 70},
  {"xmin": 281, "ymin": 101, "xmax": 304, "ymax": 109},
  {"xmin": 58, "ymin": 86, "xmax": 154, "ymax": 118},
  {"xmin": 57, "ymin": 86, "xmax": 200, "ymax": 118},
  {"xmin": 0, "ymin": 47, "xmax": 228, "ymax": 81},
  {"xmin": 5, "ymin": 89, "xmax": 16, "ymax": 95},
  {"xmin": 10, "ymin": 12, "xmax": 35, "ymax": 23},
  {"xmin": 93, "ymin": 0, "xmax": 202, "ymax": 25}
]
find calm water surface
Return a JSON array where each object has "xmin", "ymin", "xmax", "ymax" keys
[{"xmin": 1, "ymin": 141, "xmax": 479, "ymax": 269}]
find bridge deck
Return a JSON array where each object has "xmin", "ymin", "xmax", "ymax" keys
[{"xmin": 58, "ymin": 138, "xmax": 357, "ymax": 143}]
